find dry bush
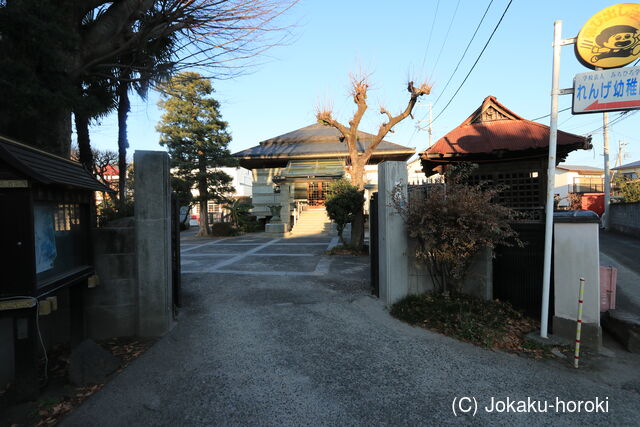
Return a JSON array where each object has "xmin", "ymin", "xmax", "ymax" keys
[{"xmin": 392, "ymin": 163, "xmax": 521, "ymax": 294}]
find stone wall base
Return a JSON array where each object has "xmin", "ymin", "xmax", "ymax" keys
[
  {"xmin": 553, "ymin": 315, "xmax": 602, "ymax": 349},
  {"xmin": 265, "ymin": 222, "xmax": 287, "ymax": 237}
]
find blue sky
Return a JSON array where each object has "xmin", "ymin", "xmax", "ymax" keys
[{"xmin": 88, "ymin": 0, "xmax": 639, "ymax": 168}]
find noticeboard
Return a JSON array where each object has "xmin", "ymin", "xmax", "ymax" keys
[{"xmin": 572, "ymin": 66, "xmax": 640, "ymax": 114}]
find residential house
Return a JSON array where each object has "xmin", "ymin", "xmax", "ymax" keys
[
  {"xmin": 555, "ymin": 164, "xmax": 604, "ymax": 209},
  {"xmin": 189, "ymin": 166, "xmax": 253, "ymax": 224},
  {"xmin": 233, "ymin": 123, "xmax": 415, "ymax": 235},
  {"xmin": 612, "ymin": 159, "xmax": 640, "ymax": 179},
  {"xmin": 407, "ymin": 156, "xmax": 442, "ymax": 185},
  {"xmin": 94, "ymin": 165, "xmax": 119, "ymax": 205}
]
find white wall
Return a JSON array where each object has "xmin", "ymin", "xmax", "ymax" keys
[
  {"xmin": 251, "ymin": 167, "xmax": 282, "ymax": 218},
  {"xmin": 554, "ymin": 169, "xmax": 576, "ymax": 207},
  {"xmin": 231, "ymin": 167, "xmax": 253, "ymax": 197},
  {"xmin": 554, "ymin": 169, "xmax": 605, "ymax": 208},
  {"xmin": 189, "ymin": 166, "xmax": 253, "ymax": 201},
  {"xmin": 553, "ymin": 222, "xmax": 600, "ymax": 324}
]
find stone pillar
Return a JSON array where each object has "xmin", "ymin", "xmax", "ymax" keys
[
  {"xmin": 553, "ymin": 211, "xmax": 601, "ymax": 348},
  {"xmin": 85, "ymin": 219, "xmax": 137, "ymax": 340},
  {"xmin": 377, "ymin": 161, "xmax": 409, "ymax": 306},
  {"xmin": 134, "ymin": 151, "xmax": 173, "ymax": 337}
]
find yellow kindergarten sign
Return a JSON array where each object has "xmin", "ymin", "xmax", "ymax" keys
[{"xmin": 576, "ymin": 3, "xmax": 640, "ymax": 69}]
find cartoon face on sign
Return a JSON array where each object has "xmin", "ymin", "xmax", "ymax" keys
[
  {"xmin": 590, "ymin": 25, "xmax": 640, "ymax": 63},
  {"xmin": 576, "ymin": 4, "xmax": 640, "ymax": 70}
]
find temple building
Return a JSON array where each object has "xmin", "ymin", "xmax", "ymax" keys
[{"xmin": 234, "ymin": 123, "xmax": 414, "ymax": 235}]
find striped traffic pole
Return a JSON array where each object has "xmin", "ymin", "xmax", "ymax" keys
[{"xmin": 574, "ymin": 278, "xmax": 585, "ymax": 368}]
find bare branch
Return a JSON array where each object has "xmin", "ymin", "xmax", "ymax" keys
[
  {"xmin": 363, "ymin": 80, "xmax": 431, "ymax": 159},
  {"xmin": 316, "ymin": 109, "xmax": 349, "ymax": 139},
  {"xmin": 347, "ymin": 72, "xmax": 369, "ymax": 143},
  {"xmin": 379, "ymin": 106, "xmax": 393, "ymax": 122}
]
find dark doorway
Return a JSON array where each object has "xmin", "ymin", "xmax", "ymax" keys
[{"xmin": 493, "ymin": 223, "xmax": 552, "ymax": 320}]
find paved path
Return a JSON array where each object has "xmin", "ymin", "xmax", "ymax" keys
[
  {"xmin": 600, "ymin": 231, "xmax": 640, "ymax": 311},
  {"xmin": 62, "ymin": 233, "xmax": 640, "ymax": 426}
]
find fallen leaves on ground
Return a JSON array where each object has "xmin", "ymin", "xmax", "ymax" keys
[
  {"xmin": 32, "ymin": 338, "xmax": 155, "ymax": 426},
  {"xmin": 391, "ymin": 292, "xmax": 565, "ymax": 359}
]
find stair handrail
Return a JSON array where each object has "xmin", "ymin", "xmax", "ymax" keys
[{"xmin": 292, "ymin": 200, "xmax": 307, "ymax": 227}]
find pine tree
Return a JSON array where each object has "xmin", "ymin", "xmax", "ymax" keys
[{"xmin": 157, "ymin": 72, "xmax": 237, "ymax": 236}]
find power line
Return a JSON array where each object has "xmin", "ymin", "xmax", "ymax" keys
[
  {"xmin": 584, "ymin": 110, "xmax": 638, "ymax": 136},
  {"xmin": 432, "ymin": 0, "xmax": 494, "ymax": 109},
  {"xmin": 558, "ymin": 114, "xmax": 575, "ymax": 127},
  {"xmin": 431, "ymin": 0, "xmax": 515, "ymax": 125},
  {"xmin": 421, "ymin": 0, "xmax": 441, "ymax": 68},
  {"xmin": 431, "ymin": 0, "xmax": 462, "ymax": 76},
  {"xmin": 530, "ymin": 107, "xmax": 571, "ymax": 121}
]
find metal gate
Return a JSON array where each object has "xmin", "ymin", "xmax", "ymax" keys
[
  {"xmin": 369, "ymin": 192, "xmax": 379, "ymax": 297},
  {"xmin": 493, "ymin": 223, "xmax": 552, "ymax": 319}
]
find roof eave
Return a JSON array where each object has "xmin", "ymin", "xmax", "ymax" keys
[{"xmin": 234, "ymin": 150, "xmax": 415, "ymax": 160}]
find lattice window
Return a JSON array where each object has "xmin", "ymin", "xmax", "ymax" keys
[{"xmin": 469, "ymin": 171, "xmax": 543, "ymax": 221}]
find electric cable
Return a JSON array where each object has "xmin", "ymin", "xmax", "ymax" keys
[
  {"xmin": 421, "ymin": 0, "xmax": 441, "ymax": 68},
  {"xmin": 530, "ymin": 107, "xmax": 571, "ymax": 122},
  {"xmin": 431, "ymin": 0, "xmax": 515, "ymax": 125},
  {"xmin": 431, "ymin": 0, "xmax": 494, "ymax": 109},
  {"xmin": 431, "ymin": 0, "xmax": 462, "ymax": 77},
  {"xmin": 584, "ymin": 110, "xmax": 638, "ymax": 136}
]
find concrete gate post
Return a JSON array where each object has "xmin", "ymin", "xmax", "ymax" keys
[
  {"xmin": 134, "ymin": 151, "xmax": 174, "ymax": 336},
  {"xmin": 377, "ymin": 161, "xmax": 409, "ymax": 306},
  {"xmin": 552, "ymin": 211, "xmax": 601, "ymax": 348}
]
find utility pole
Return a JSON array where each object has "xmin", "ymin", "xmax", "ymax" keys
[
  {"xmin": 602, "ymin": 109, "xmax": 611, "ymax": 230},
  {"xmin": 416, "ymin": 103, "xmax": 434, "ymax": 147},
  {"xmin": 541, "ymin": 20, "xmax": 564, "ymax": 339},
  {"xmin": 615, "ymin": 140, "xmax": 628, "ymax": 168}
]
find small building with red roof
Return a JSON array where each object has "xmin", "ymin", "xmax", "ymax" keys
[{"xmin": 420, "ymin": 96, "xmax": 592, "ymax": 219}]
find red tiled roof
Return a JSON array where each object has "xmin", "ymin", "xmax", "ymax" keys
[{"xmin": 423, "ymin": 96, "xmax": 590, "ymax": 157}]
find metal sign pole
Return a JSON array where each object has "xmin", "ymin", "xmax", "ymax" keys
[{"xmin": 541, "ymin": 20, "xmax": 563, "ymax": 339}]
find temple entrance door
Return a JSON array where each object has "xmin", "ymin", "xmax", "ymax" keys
[{"xmin": 307, "ymin": 181, "xmax": 327, "ymax": 207}]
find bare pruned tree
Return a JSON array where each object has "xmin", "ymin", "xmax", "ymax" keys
[
  {"xmin": 316, "ymin": 73, "xmax": 431, "ymax": 248},
  {"xmin": 317, "ymin": 74, "xmax": 431, "ymax": 189}
]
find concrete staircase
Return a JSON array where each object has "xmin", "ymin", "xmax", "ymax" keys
[{"xmin": 290, "ymin": 208, "xmax": 335, "ymax": 236}]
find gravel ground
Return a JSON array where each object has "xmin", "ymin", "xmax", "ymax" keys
[{"xmin": 61, "ymin": 234, "xmax": 640, "ymax": 426}]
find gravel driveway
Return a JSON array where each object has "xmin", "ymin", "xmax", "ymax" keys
[{"xmin": 62, "ymin": 233, "xmax": 640, "ymax": 426}]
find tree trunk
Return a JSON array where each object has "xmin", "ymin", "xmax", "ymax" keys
[
  {"xmin": 349, "ymin": 159, "xmax": 366, "ymax": 249},
  {"xmin": 117, "ymin": 79, "xmax": 130, "ymax": 210},
  {"xmin": 197, "ymin": 154, "xmax": 209, "ymax": 236},
  {"xmin": 74, "ymin": 111, "xmax": 93, "ymax": 170},
  {"xmin": 198, "ymin": 197, "xmax": 209, "ymax": 237},
  {"xmin": 49, "ymin": 108, "xmax": 73, "ymax": 158},
  {"xmin": 350, "ymin": 209, "xmax": 365, "ymax": 248}
]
